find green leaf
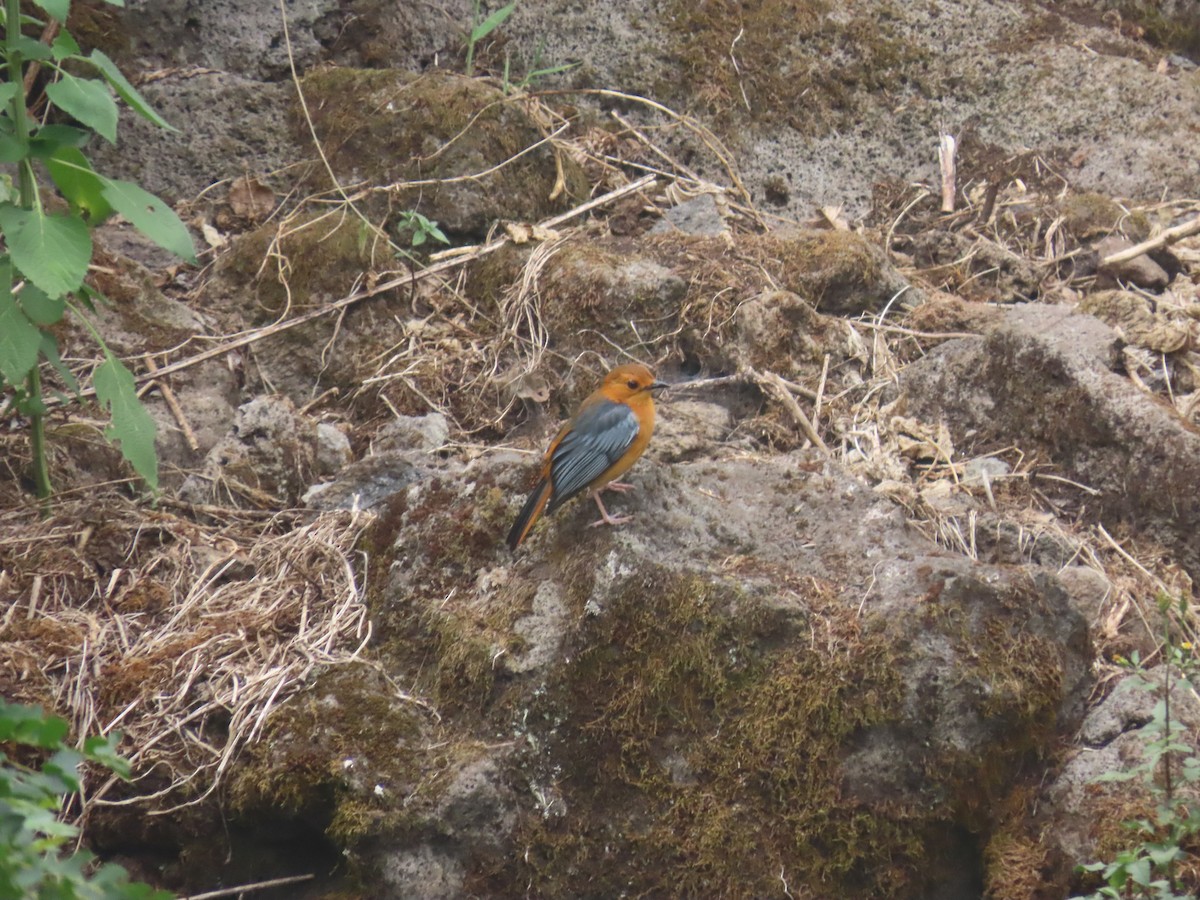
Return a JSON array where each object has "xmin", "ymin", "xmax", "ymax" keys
[
  {"xmin": 10, "ymin": 34, "xmax": 53, "ymax": 61},
  {"xmin": 18, "ymin": 283, "xmax": 65, "ymax": 326},
  {"xmin": 49, "ymin": 28, "xmax": 80, "ymax": 60},
  {"xmin": 83, "ymin": 732, "xmax": 130, "ymax": 778},
  {"xmin": 0, "ymin": 83, "xmax": 19, "ymax": 107},
  {"xmin": 94, "ymin": 353, "xmax": 158, "ymax": 489},
  {"xmin": 0, "ymin": 113, "xmax": 28, "ymax": 163},
  {"xmin": 45, "ymin": 73, "xmax": 118, "ymax": 143},
  {"xmin": 1146, "ymin": 844, "xmax": 1181, "ymax": 867},
  {"xmin": 0, "ymin": 282, "xmax": 42, "ymax": 384},
  {"xmin": 99, "ymin": 178, "xmax": 195, "ymax": 262},
  {"xmin": 39, "ymin": 332, "xmax": 79, "ymax": 394},
  {"xmin": 32, "ymin": 0, "xmax": 70, "ymax": 22},
  {"xmin": 1127, "ymin": 857, "xmax": 1151, "ymax": 886},
  {"xmin": 29, "ymin": 123, "xmax": 91, "ymax": 154},
  {"xmin": 88, "ymin": 49, "xmax": 175, "ymax": 132},
  {"xmin": 45, "ymin": 146, "xmax": 113, "ymax": 222},
  {"xmin": 0, "ymin": 204, "xmax": 91, "ymax": 296},
  {"xmin": 0, "ymin": 130, "xmax": 26, "ymax": 163},
  {"xmin": 470, "ymin": 1, "xmax": 517, "ymax": 41}
]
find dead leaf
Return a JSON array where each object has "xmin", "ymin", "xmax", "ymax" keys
[
  {"xmin": 505, "ymin": 222, "xmax": 532, "ymax": 244},
  {"xmin": 200, "ymin": 222, "xmax": 227, "ymax": 250},
  {"xmin": 228, "ymin": 176, "xmax": 276, "ymax": 221}
]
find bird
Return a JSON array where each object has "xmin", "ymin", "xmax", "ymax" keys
[{"xmin": 507, "ymin": 363, "xmax": 667, "ymax": 551}]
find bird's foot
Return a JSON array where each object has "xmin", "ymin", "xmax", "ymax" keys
[
  {"xmin": 602, "ymin": 480, "xmax": 636, "ymax": 493},
  {"xmin": 589, "ymin": 513, "xmax": 633, "ymax": 528},
  {"xmin": 589, "ymin": 490, "xmax": 632, "ymax": 527}
]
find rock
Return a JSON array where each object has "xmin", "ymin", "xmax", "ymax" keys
[
  {"xmin": 1054, "ymin": 565, "xmax": 1113, "ymax": 624},
  {"xmin": 373, "ymin": 413, "xmax": 450, "ymax": 453},
  {"xmin": 315, "ymin": 423, "xmax": 352, "ymax": 474},
  {"xmin": 733, "ymin": 289, "xmax": 855, "ymax": 376},
  {"xmin": 377, "ymin": 847, "xmax": 464, "ymax": 900},
  {"xmin": 296, "ymin": 69, "xmax": 588, "ymax": 236},
  {"xmin": 962, "ymin": 455, "xmax": 1011, "ymax": 484},
  {"xmin": 747, "ymin": 229, "xmax": 919, "ymax": 316},
  {"xmin": 1096, "ymin": 236, "xmax": 1170, "ymax": 290},
  {"xmin": 901, "ymin": 304, "xmax": 1200, "ymax": 580},
  {"xmin": 303, "ymin": 454, "xmax": 427, "ymax": 511},
  {"xmin": 181, "ymin": 396, "xmax": 321, "ymax": 507},
  {"xmin": 305, "ymin": 414, "xmax": 452, "ymax": 511},
  {"xmin": 89, "ymin": 73, "xmax": 297, "ymax": 203},
  {"xmin": 538, "ymin": 243, "xmax": 688, "ymax": 333},
  {"xmin": 1041, "ymin": 667, "xmax": 1200, "ymax": 869},
  {"xmin": 649, "ymin": 192, "xmax": 729, "ymax": 236},
  {"xmin": 351, "ymin": 449, "xmax": 1091, "ymax": 899},
  {"xmin": 119, "ymin": 0, "xmax": 333, "ymax": 80},
  {"xmin": 651, "ymin": 399, "xmax": 733, "ymax": 461}
]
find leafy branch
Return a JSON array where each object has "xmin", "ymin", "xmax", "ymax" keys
[{"xmin": 0, "ymin": 0, "xmax": 196, "ymax": 499}]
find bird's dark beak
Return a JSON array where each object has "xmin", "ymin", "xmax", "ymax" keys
[{"xmin": 648, "ymin": 380, "xmax": 669, "ymax": 393}]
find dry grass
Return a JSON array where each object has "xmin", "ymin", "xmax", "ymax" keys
[{"xmin": 0, "ymin": 496, "xmax": 388, "ymax": 816}]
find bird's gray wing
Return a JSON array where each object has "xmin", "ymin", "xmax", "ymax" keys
[{"xmin": 546, "ymin": 399, "xmax": 639, "ymax": 513}]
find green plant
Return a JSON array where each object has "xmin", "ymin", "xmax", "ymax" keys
[
  {"xmin": 0, "ymin": 0, "xmax": 196, "ymax": 499},
  {"xmin": 0, "ymin": 699, "xmax": 173, "ymax": 898},
  {"xmin": 1074, "ymin": 594, "xmax": 1200, "ymax": 900},
  {"xmin": 464, "ymin": 0, "xmax": 517, "ymax": 78},
  {"xmin": 394, "ymin": 209, "xmax": 449, "ymax": 250},
  {"xmin": 501, "ymin": 40, "xmax": 579, "ymax": 93}
]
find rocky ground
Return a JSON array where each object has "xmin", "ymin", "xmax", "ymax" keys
[{"xmin": 2, "ymin": 1, "xmax": 1200, "ymax": 898}]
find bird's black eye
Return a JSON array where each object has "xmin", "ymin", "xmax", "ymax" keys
[{"xmin": 627, "ymin": 379, "xmax": 639, "ymax": 390}]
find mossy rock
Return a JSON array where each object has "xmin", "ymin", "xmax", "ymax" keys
[
  {"xmin": 356, "ymin": 451, "xmax": 1091, "ymax": 899},
  {"xmin": 1059, "ymin": 191, "xmax": 1150, "ymax": 242},
  {"xmin": 207, "ymin": 211, "xmax": 409, "ymax": 400},
  {"xmin": 654, "ymin": 0, "xmax": 930, "ymax": 136},
  {"xmin": 229, "ymin": 666, "xmax": 431, "ymax": 845},
  {"xmin": 215, "ymin": 211, "xmax": 378, "ymax": 321},
  {"xmin": 295, "ymin": 68, "xmax": 588, "ymax": 237}
]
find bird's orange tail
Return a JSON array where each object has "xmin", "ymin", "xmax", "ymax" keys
[{"xmin": 507, "ymin": 478, "xmax": 553, "ymax": 550}]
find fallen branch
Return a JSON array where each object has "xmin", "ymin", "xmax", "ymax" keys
[
  {"xmin": 1100, "ymin": 214, "xmax": 1200, "ymax": 267},
  {"xmin": 144, "ymin": 357, "xmax": 200, "ymax": 452},
  {"xmin": 753, "ymin": 369, "xmax": 830, "ymax": 454},
  {"xmin": 180, "ymin": 873, "xmax": 315, "ymax": 900}
]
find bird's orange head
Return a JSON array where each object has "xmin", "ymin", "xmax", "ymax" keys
[{"xmin": 600, "ymin": 364, "xmax": 668, "ymax": 402}]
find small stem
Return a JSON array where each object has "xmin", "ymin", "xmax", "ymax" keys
[
  {"xmin": 5, "ymin": 0, "xmax": 51, "ymax": 503},
  {"xmin": 27, "ymin": 369, "xmax": 51, "ymax": 502},
  {"xmin": 5, "ymin": 0, "xmax": 35, "ymax": 202},
  {"xmin": 1163, "ymin": 613, "xmax": 1176, "ymax": 891},
  {"xmin": 465, "ymin": 0, "xmax": 481, "ymax": 76}
]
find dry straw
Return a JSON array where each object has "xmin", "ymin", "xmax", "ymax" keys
[{"xmin": 0, "ymin": 497, "xmax": 384, "ymax": 816}]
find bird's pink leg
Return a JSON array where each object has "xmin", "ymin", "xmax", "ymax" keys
[
  {"xmin": 588, "ymin": 490, "xmax": 633, "ymax": 528},
  {"xmin": 603, "ymin": 481, "xmax": 636, "ymax": 493}
]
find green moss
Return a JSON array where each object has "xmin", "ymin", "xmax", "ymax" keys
[
  {"xmin": 218, "ymin": 212, "xmax": 377, "ymax": 321},
  {"xmin": 656, "ymin": 0, "xmax": 930, "ymax": 137},
  {"xmin": 363, "ymin": 477, "xmax": 527, "ymax": 714},
  {"xmin": 229, "ymin": 665, "xmax": 426, "ymax": 842},
  {"xmin": 1060, "ymin": 192, "xmax": 1151, "ymax": 242},
  {"xmin": 1112, "ymin": 1, "xmax": 1200, "ymax": 59},
  {"xmin": 468, "ymin": 563, "xmax": 1081, "ymax": 898},
  {"xmin": 495, "ymin": 568, "xmax": 932, "ymax": 897},
  {"xmin": 294, "ymin": 69, "xmax": 587, "ymax": 234}
]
